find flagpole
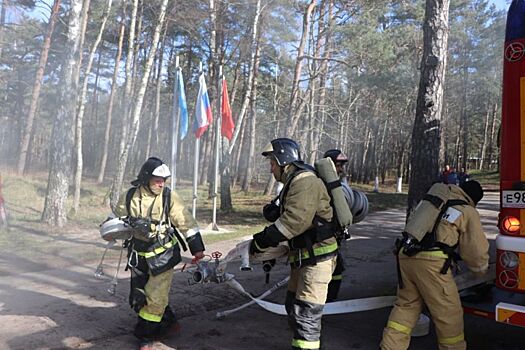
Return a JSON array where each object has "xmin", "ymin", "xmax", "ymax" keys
[
  {"xmin": 210, "ymin": 65, "xmax": 222, "ymax": 231},
  {"xmin": 171, "ymin": 56, "xmax": 180, "ymax": 191},
  {"xmin": 192, "ymin": 62, "xmax": 203, "ymax": 219},
  {"xmin": 192, "ymin": 137, "xmax": 200, "ymax": 218}
]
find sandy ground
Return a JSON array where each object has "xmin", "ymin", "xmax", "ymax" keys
[{"xmin": 1, "ymin": 192, "xmax": 525, "ymax": 350}]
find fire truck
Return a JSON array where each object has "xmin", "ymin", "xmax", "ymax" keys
[{"xmin": 461, "ymin": 0, "xmax": 525, "ymax": 327}]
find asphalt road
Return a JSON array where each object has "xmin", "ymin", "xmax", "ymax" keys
[{"xmin": 1, "ymin": 191, "xmax": 525, "ymax": 350}]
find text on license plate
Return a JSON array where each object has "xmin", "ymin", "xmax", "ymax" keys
[{"xmin": 502, "ymin": 190, "xmax": 525, "ymax": 208}]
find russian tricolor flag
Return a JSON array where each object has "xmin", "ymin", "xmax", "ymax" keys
[{"xmin": 193, "ymin": 73, "xmax": 213, "ymax": 138}]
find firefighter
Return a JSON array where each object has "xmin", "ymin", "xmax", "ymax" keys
[
  {"xmin": 113, "ymin": 157, "xmax": 205, "ymax": 350},
  {"xmin": 250, "ymin": 138, "xmax": 338, "ymax": 350},
  {"xmin": 323, "ymin": 149, "xmax": 350, "ymax": 302},
  {"xmin": 380, "ymin": 180, "xmax": 489, "ymax": 350}
]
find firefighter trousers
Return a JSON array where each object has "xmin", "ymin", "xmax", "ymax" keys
[
  {"xmin": 286, "ymin": 256, "xmax": 336, "ymax": 350},
  {"xmin": 134, "ymin": 267, "xmax": 176, "ymax": 339},
  {"xmin": 381, "ymin": 257, "xmax": 466, "ymax": 350}
]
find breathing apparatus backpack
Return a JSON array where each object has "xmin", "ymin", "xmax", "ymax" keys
[
  {"xmin": 275, "ymin": 159, "xmax": 354, "ymax": 250},
  {"xmin": 395, "ymin": 183, "xmax": 469, "ymax": 286}
]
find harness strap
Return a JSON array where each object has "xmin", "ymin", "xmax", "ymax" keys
[
  {"xmin": 434, "ymin": 241, "xmax": 461, "ymax": 274},
  {"xmin": 395, "ymin": 198, "xmax": 469, "ymax": 278},
  {"xmin": 394, "ymin": 238, "xmax": 405, "ymax": 289},
  {"xmin": 126, "ymin": 186, "xmax": 188, "ymax": 252},
  {"xmin": 125, "ymin": 187, "xmax": 138, "ymax": 216},
  {"xmin": 425, "ymin": 199, "xmax": 467, "ymax": 274},
  {"xmin": 325, "ymin": 180, "xmax": 341, "ymax": 190},
  {"xmin": 162, "ymin": 187, "xmax": 187, "ymax": 252},
  {"xmin": 423, "ymin": 194, "xmax": 444, "ymax": 209}
]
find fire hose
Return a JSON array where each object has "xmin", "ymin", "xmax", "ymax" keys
[
  {"xmin": 221, "ymin": 276, "xmax": 396, "ymax": 317},
  {"xmin": 207, "ymin": 240, "xmax": 396, "ymax": 317}
]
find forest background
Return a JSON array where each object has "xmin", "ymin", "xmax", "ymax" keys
[{"xmin": 0, "ymin": 0, "xmax": 507, "ymax": 227}]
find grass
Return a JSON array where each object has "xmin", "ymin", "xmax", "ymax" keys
[
  {"xmin": 0, "ymin": 169, "xmax": 500, "ymax": 249},
  {"xmin": 469, "ymin": 169, "xmax": 499, "ymax": 189}
]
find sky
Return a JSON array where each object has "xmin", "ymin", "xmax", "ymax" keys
[
  {"xmin": 490, "ymin": 0, "xmax": 511, "ymax": 11},
  {"xmin": 24, "ymin": 0, "xmax": 513, "ymax": 23}
]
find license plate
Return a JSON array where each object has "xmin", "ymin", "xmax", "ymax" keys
[{"xmin": 502, "ymin": 190, "xmax": 525, "ymax": 208}]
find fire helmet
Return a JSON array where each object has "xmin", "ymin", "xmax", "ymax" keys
[
  {"xmin": 323, "ymin": 149, "xmax": 349, "ymax": 164},
  {"xmin": 460, "ymin": 180, "xmax": 483, "ymax": 205},
  {"xmin": 261, "ymin": 138, "xmax": 301, "ymax": 166},
  {"xmin": 131, "ymin": 157, "xmax": 171, "ymax": 186}
]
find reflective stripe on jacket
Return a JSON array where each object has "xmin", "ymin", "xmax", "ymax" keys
[{"xmin": 275, "ymin": 164, "xmax": 338, "ymax": 264}]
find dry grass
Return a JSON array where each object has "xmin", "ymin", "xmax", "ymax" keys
[{"xmin": 3, "ymin": 169, "xmax": 500, "ymax": 246}]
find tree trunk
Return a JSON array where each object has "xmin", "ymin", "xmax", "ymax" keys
[
  {"xmin": 377, "ymin": 116, "xmax": 389, "ymax": 181},
  {"xmin": 145, "ymin": 58, "xmax": 158, "ymax": 158},
  {"xmin": 285, "ymin": 0, "xmax": 316, "ymax": 137},
  {"xmin": 263, "ymin": 58, "xmax": 283, "ymax": 196},
  {"xmin": 241, "ymin": 27, "xmax": 261, "ymax": 192},
  {"xmin": 220, "ymin": 0, "xmax": 262, "ymax": 206},
  {"xmin": 206, "ymin": 0, "xmax": 219, "ymax": 199},
  {"xmin": 454, "ymin": 119, "xmax": 461, "ymax": 167},
  {"xmin": 229, "ymin": 57, "xmax": 241, "ymax": 105},
  {"xmin": 227, "ymin": 0, "xmax": 261, "ymax": 155},
  {"xmin": 72, "ymin": 0, "xmax": 113, "ymax": 214},
  {"xmin": 97, "ymin": 11, "xmax": 125, "ymax": 183},
  {"xmin": 487, "ymin": 102, "xmax": 498, "ymax": 170},
  {"xmin": 0, "ymin": 0, "xmax": 7, "ymax": 60},
  {"xmin": 232, "ymin": 115, "xmax": 246, "ymax": 188},
  {"xmin": 130, "ymin": 0, "xmax": 143, "ymax": 100},
  {"xmin": 110, "ymin": 0, "xmax": 168, "ymax": 210},
  {"xmin": 200, "ymin": 132, "xmax": 213, "ymax": 186},
  {"xmin": 407, "ymin": 0, "xmax": 450, "ymax": 213},
  {"xmin": 479, "ymin": 107, "xmax": 491, "ymax": 170},
  {"xmin": 460, "ymin": 66, "xmax": 469, "ymax": 170},
  {"xmin": 89, "ymin": 51, "xmax": 102, "ymax": 167},
  {"xmin": 313, "ymin": 0, "xmax": 333, "ymax": 162},
  {"xmin": 109, "ymin": 0, "xmax": 139, "ymax": 208},
  {"xmin": 359, "ymin": 126, "xmax": 371, "ymax": 183},
  {"xmin": 17, "ymin": 0, "xmax": 61, "ymax": 175},
  {"xmin": 41, "ymin": 0, "xmax": 83, "ymax": 226},
  {"xmin": 151, "ymin": 27, "xmax": 167, "ymax": 155}
]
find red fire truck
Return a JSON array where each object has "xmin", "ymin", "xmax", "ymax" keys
[{"xmin": 462, "ymin": 0, "xmax": 525, "ymax": 327}]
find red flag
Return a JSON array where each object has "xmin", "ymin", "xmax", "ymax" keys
[{"xmin": 221, "ymin": 78, "xmax": 234, "ymax": 140}]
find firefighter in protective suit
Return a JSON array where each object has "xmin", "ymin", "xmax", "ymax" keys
[
  {"xmin": 380, "ymin": 180, "xmax": 489, "ymax": 350},
  {"xmin": 323, "ymin": 149, "xmax": 350, "ymax": 302},
  {"xmin": 250, "ymin": 138, "xmax": 338, "ymax": 350},
  {"xmin": 113, "ymin": 157, "xmax": 205, "ymax": 350}
]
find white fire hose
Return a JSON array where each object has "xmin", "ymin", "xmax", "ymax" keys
[
  {"xmin": 222, "ymin": 276, "xmax": 396, "ymax": 316},
  {"xmin": 217, "ymin": 240, "xmax": 396, "ymax": 315},
  {"xmin": 215, "ymin": 239, "xmax": 431, "ymax": 336}
]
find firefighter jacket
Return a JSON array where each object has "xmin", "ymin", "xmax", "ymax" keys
[
  {"xmin": 275, "ymin": 163, "xmax": 338, "ymax": 266},
  {"xmin": 400, "ymin": 185, "xmax": 489, "ymax": 273},
  {"xmin": 114, "ymin": 185, "xmax": 205, "ymax": 266}
]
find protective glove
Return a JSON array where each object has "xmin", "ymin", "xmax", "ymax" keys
[
  {"xmin": 249, "ymin": 238, "xmax": 265, "ymax": 255},
  {"xmin": 187, "ymin": 231, "xmax": 205, "ymax": 255},
  {"xmin": 262, "ymin": 200, "xmax": 280, "ymax": 222},
  {"xmin": 250, "ymin": 225, "xmax": 287, "ymax": 255},
  {"xmin": 127, "ymin": 217, "xmax": 154, "ymax": 241}
]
